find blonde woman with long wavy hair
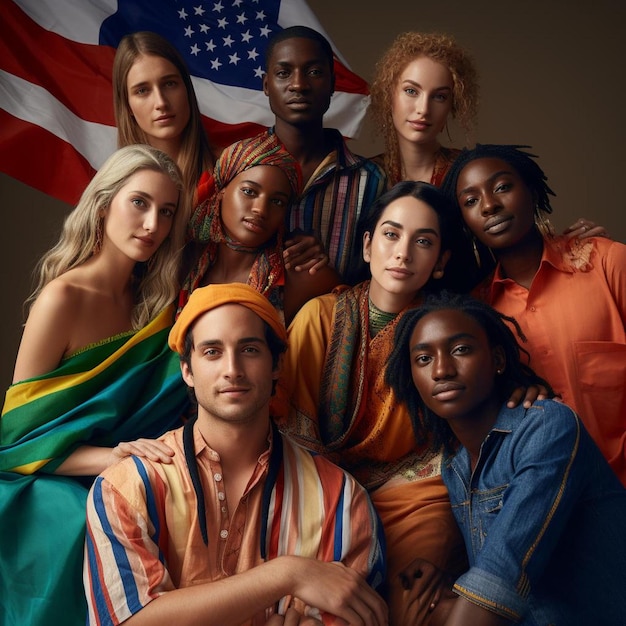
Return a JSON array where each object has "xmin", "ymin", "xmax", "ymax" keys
[{"xmin": 0, "ymin": 144, "xmax": 192, "ymax": 626}]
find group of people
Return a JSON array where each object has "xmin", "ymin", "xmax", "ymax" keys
[{"xmin": 1, "ymin": 22, "xmax": 625, "ymax": 626}]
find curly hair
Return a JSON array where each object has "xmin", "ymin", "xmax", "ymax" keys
[
  {"xmin": 370, "ymin": 32, "xmax": 479, "ymax": 186},
  {"xmin": 385, "ymin": 291, "xmax": 553, "ymax": 453},
  {"xmin": 25, "ymin": 145, "xmax": 186, "ymax": 330}
]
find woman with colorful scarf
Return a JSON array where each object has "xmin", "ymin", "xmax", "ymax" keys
[
  {"xmin": 274, "ymin": 181, "xmax": 468, "ymax": 625},
  {"xmin": 0, "ymin": 145, "xmax": 191, "ymax": 625},
  {"xmin": 179, "ymin": 132, "xmax": 340, "ymax": 325}
]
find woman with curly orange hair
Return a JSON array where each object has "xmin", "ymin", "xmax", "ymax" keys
[
  {"xmin": 370, "ymin": 32, "xmax": 478, "ymax": 188},
  {"xmin": 370, "ymin": 31, "xmax": 606, "ymax": 257}
]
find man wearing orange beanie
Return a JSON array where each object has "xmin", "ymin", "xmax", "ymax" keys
[{"xmin": 84, "ymin": 283, "xmax": 387, "ymax": 626}]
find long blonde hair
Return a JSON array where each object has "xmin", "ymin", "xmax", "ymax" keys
[
  {"xmin": 112, "ymin": 31, "xmax": 214, "ymax": 220},
  {"xmin": 370, "ymin": 32, "xmax": 479, "ymax": 186},
  {"xmin": 26, "ymin": 145, "xmax": 186, "ymax": 329}
]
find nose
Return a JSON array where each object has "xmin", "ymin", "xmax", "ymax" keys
[
  {"xmin": 224, "ymin": 351, "xmax": 244, "ymax": 380},
  {"xmin": 416, "ymin": 93, "xmax": 429, "ymax": 116},
  {"xmin": 251, "ymin": 197, "xmax": 270, "ymax": 219},
  {"xmin": 481, "ymin": 192, "xmax": 501, "ymax": 216},
  {"xmin": 289, "ymin": 68, "xmax": 309, "ymax": 92},
  {"xmin": 432, "ymin": 353, "xmax": 455, "ymax": 380},
  {"xmin": 153, "ymin": 87, "xmax": 168, "ymax": 109},
  {"xmin": 395, "ymin": 238, "xmax": 412, "ymax": 263},
  {"xmin": 143, "ymin": 208, "xmax": 159, "ymax": 233}
]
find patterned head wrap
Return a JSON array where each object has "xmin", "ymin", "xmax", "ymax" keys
[
  {"xmin": 169, "ymin": 282, "xmax": 288, "ymax": 354},
  {"xmin": 178, "ymin": 133, "xmax": 302, "ymax": 316}
]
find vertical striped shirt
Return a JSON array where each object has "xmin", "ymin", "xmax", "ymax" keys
[
  {"xmin": 261, "ymin": 128, "xmax": 387, "ymax": 285},
  {"xmin": 84, "ymin": 423, "xmax": 385, "ymax": 625}
]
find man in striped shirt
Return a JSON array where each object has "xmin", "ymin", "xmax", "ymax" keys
[
  {"xmin": 84, "ymin": 283, "xmax": 387, "ymax": 626},
  {"xmin": 262, "ymin": 26, "xmax": 387, "ymax": 285}
]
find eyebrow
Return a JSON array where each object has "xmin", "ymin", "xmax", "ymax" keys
[
  {"xmin": 411, "ymin": 332, "xmax": 476, "ymax": 352},
  {"xmin": 380, "ymin": 220, "xmax": 440, "ymax": 237},
  {"xmin": 129, "ymin": 74, "xmax": 180, "ymax": 89},
  {"xmin": 129, "ymin": 190, "xmax": 177, "ymax": 211},
  {"xmin": 401, "ymin": 79, "xmax": 452, "ymax": 92},
  {"xmin": 238, "ymin": 179, "xmax": 290, "ymax": 199},
  {"xmin": 196, "ymin": 336, "xmax": 266, "ymax": 349},
  {"xmin": 457, "ymin": 169, "xmax": 514, "ymax": 196}
]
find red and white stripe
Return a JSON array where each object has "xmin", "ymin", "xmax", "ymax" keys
[{"xmin": 0, "ymin": 0, "xmax": 370, "ymax": 205}]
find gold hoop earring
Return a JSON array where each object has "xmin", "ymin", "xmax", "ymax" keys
[
  {"xmin": 534, "ymin": 208, "xmax": 555, "ymax": 238},
  {"xmin": 471, "ymin": 236, "xmax": 481, "ymax": 269}
]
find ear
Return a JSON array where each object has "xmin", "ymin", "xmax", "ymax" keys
[
  {"xmin": 434, "ymin": 249, "xmax": 451, "ymax": 275},
  {"xmin": 362, "ymin": 231, "xmax": 372, "ymax": 263},
  {"xmin": 262, "ymin": 73, "xmax": 269, "ymax": 96},
  {"xmin": 273, "ymin": 353, "xmax": 284, "ymax": 380},
  {"xmin": 180, "ymin": 360, "xmax": 195, "ymax": 389},
  {"xmin": 493, "ymin": 345, "xmax": 506, "ymax": 375}
]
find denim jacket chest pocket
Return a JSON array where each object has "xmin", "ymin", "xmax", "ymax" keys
[{"xmin": 469, "ymin": 484, "xmax": 508, "ymax": 553}]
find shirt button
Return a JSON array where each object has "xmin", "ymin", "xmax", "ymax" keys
[
  {"xmin": 220, "ymin": 529, "xmax": 229, "ymax": 539},
  {"xmin": 530, "ymin": 306, "xmax": 536, "ymax": 312},
  {"xmin": 217, "ymin": 491, "xmax": 225, "ymax": 501},
  {"xmin": 221, "ymin": 506, "xmax": 227, "ymax": 513},
  {"xmin": 214, "ymin": 472, "xmax": 222, "ymax": 482}
]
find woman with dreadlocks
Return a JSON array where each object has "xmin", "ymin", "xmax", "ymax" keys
[
  {"xmin": 386, "ymin": 291, "xmax": 626, "ymax": 626},
  {"xmin": 440, "ymin": 144, "xmax": 626, "ymax": 485}
]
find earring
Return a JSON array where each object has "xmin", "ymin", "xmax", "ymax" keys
[
  {"xmin": 432, "ymin": 268, "xmax": 444, "ymax": 279},
  {"xmin": 471, "ymin": 236, "xmax": 481, "ymax": 269},
  {"xmin": 93, "ymin": 218, "xmax": 103, "ymax": 254},
  {"xmin": 496, "ymin": 368, "xmax": 503, "ymax": 375},
  {"xmin": 534, "ymin": 208, "xmax": 555, "ymax": 238}
]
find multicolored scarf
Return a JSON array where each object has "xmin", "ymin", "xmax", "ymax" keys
[
  {"xmin": 318, "ymin": 282, "xmax": 420, "ymax": 447},
  {"xmin": 178, "ymin": 133, "xmax": 302, "ymax": 316}
]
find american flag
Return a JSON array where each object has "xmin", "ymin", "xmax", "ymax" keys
[{"xmin": 0, "ymin": 0, "xmax": 370, "ymax": 205}]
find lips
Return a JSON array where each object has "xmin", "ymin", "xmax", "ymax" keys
[
  {"xmin": 484, "ymin": 215, "xmax": 513, "ymax": 234},
  {"xmin": 432, "ymin": 381, "xmax": 464, "ymax": 400},
  {"xmin": 154, "ymin": 114, "xmax": 175, "ymax": 123},
  {"xmin": 135, "ymin": 235, "xmax": 155, "ymax": 247},
  {"xmin": 286, "ymin": 99, "xmax": 311, "ymax": 108},
  {"xmin": 243, "ymin": 217, "xmax": 265, "ymax": 233},
  {"xmin": 386, "ymin": 267, "xmax": 413, "ymax": 279},
  {"xmin": 408, "ymin": 119, "xmax": 431, "ymax": 131}
]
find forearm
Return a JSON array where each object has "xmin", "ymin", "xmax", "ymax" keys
[
  {"xmin": 54, "ymin": 445, "xmax": 112, "ymax": 476},
  {"xmin": 121, "ymin": 557, "xmax": 297, "ymax": 626},
  {"xmin": 443, "ymin": 596, "xmax": 512, "ymax": 626}
]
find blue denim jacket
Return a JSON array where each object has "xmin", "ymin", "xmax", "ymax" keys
[{"xmin": 442, "ymin": 400, "xmax": 626, "ymax": 625}]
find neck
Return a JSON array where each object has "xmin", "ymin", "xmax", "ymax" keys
[
  {"xmin": 149, "ymin": 135, "xmax": 182, "ymax": 166},
  {"xmin": 207, "ymin": 244, "xmax": 256, "ymax": 284},
  {"xmin": 273, "ymin": 122, "xmax": 331, "ymax": 181},
  {"xmin": 495, "ymin": 228, "xmax": 545, "ymax": 289},
  {"xmin": 86, "ymin": 247, "xmax": 137, "ymax": 300},
  {"xmin": 368, "ymin": 281, "xmax": 417, "ymax": 314},
  {"xmin": 447, "ymin": 395, "xmax": 502, "ymax": 470},
  {"xmin": 197, "ymin": 409, "xmax": 271, "ymax": 469},
  {"xmin": 397, "ymin": 136, "xmax": 441, "ymax": 182}
]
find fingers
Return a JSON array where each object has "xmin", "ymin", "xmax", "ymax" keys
[
  {"xmin": 112, "ymin": 439, "xmax": 175, "ymax": 464},
  {"xmin": 506, "ymin": 384, "xmax": 548, "ymax": 409},
  {"xmin": 564, "ymin": 219, "xmax": 610, "ymax": 240},
  {"xmin": 283, "ymin": 234, "xmax": 328, "ymax": 272}
]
